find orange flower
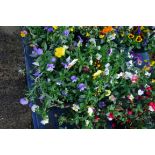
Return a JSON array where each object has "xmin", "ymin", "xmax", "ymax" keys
[{"xmin": 100, "ymin": 26, "xmax": 113, "ymax": 34}]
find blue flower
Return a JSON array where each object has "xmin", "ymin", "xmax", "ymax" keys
[
  {"xmin": 71, "ymin": 76, "xmax": 78, "ymax": 82},
  {"xmin": 63, "ymin": 30, "xmax": 70, "ymax": 36},
  {"xmin": 47, "ymin": 27, "xmax": 53, "ymax": 32},
  {"xmin": 36, "ymin": 48, "xmax": 43, "ymax": 55},
  {"xmin": 47, "ymin": 64, "xmax": 55, "ymax": 71},
  {"xmin": 51, "ymin": 57, "xmax": 56, "ymax": 63},
  {"xmin": 20, "ymin": 98, "xmax": 28, "ymax": 105},
  {"xmin": 98, "ymin": 101, "xmax": 106, "ymax": 108},
  {"xmin": 77, "ymin": 83, "xmax": 86, "ymax": 91}
]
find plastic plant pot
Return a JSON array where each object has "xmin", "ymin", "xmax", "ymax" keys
[{"xmin": 22, "ymin": 38, "xmax": 150, "ymax": 129}]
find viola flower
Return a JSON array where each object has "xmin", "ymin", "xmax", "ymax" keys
[
  {"xmin": 32, "ymin": 61, "xmax": 39, "ymax": 66},
  {"xmin": 67, "ymin": 59, "xmax": 78, "ymax": 69},
  {"xmin": 99, "ymin": 34, "xmax": 105, "ymax": 38},
  {"xmin": 98, "ymin": 101, "xmax": 106, "ymax": 108},
  {"xmin": 69, "ymin": 27, "xmax": 74, "ymax": 32},
  {"xmin": 130, "ymin": 74, "xmax": 138, "ymax": 83},
  {"xmin": 128, "ymin": 109, "xmax": 133, "ymax": 115},
  {"xmin": 128, "ymin": 33, "xmax": 134, "ymax": 39},
  {"xmin": 51, "ymin": 57, "xmax": 56, "ymax": 63},
  {"xmin": 101, "ymin": 26, "xmax": 113, "ymax": 34},
  {"xmin": 109, "ymin": 95, "xmax": 116, "ymax": 102},
  {"xmin": 82, "ymin": 66, "xmax": 90, "ymax": 73},
  {"xmin": 36, "ymin": 48, "xmax": 43, "ymax": 55},
  {"xmin": 40, "ymin": 117, "xmax": 49, "ymax": 125},
  {"xmin": 20, "ymin": 98, "xmax": 28, "ymax": 105},
  {"xmin": 63, "ymin": 30, "xmax": 70, "ymax": 36},
  {"xmin": 47, "ymin": 27, "xmax": 53, "ymax": 32},
  {"xmin": 105, "ymin": 90, "xmax": 111, "ymax": 96},
  {"xmin": 52, "ymin": 26, "xmax": 58, "ymax": 30},
  {"xmin": 86, "ymin": 32, "xmax": 90, "ymax": 37},
  {"xmin": 55, "ymin": 47, "xmax": 65, "ymax": 58},
  {"xmin": 145, "ymin": 71, "xmax": 151, "ymax": 77},
  {"xmin": 72, "ymin": 104, "xmax": 80, "ymax": 112},
  {"xmin": 138, "ymin": 89, "xmax": 144, "ymax": 96},
  {"xmin": 108, "ymin": 48, "xmax": 113, "ymax": 56},
  {"xmin": 85, "ymin": 120, "xmax": 90, "ymax": 126},
  {"xmin": 92, "ymin": 70, "xmax": 103, "ymax": 79},
  {"xmin": 148, "ymin": 102, "xmax": 155, "ymax": 112},
  {"xmin": 47, "ymin": 64, "xmax": 55, "ymax": 71},
  {"xmin": 77, "ymin": 83, "xmax": 86, "ymax": 91},
  {"xmin": 71, "ymin": 76, "xmax": 78, "ymax": 82},
  {"xmin": 96, "ymin": 53, "xmax": 102, "ymax": 60},
  {"xmin": 33, "ymin": 70, "xmax": 42, "ymax": 78},
  {"xmin": 31, "ymin": 104, "xmax": 39, "ymax": 112},
  {"xmin": 107, "ymin": 112, "xmax": 114, "ymax": 121},
  {"xmin": 135, "ymin": 35, "xmax": 143, "ymax": 42},
  {"xmin": 127, "ymin": 94, "xmax": 134, "ymax": 102},
  {"xmin": 20, "ymin": 30, "xmax": 27, "ymax": 37},
  {"xmin": 88, "ymin": 107, "xmax": 94, "ymax": 116}
]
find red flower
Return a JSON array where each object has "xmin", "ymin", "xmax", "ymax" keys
[
  {"xmin": 128, "ymin": 110, "xmax": 133, "ymax": 115},
  {"xmin": 148, "ymin": 102, "xmax": 155, "ymax": 112},
  {"xmin": 107, "ymin": 112, "xmax": 114, "ymax": 121},
  {"xmin": 146, "ymin": 86, "xmax": 152, "ymax": 91}
]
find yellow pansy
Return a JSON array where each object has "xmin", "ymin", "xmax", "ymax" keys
[
  {"xmin": 99, "ymin": 35, "xmax": 105, "ymax": 39},
  {"xmin": 93, "ymin": 70, "xmax": 103, "ymax": 79},
  {"xmin": 52, "ymin": 26, "xmax": 58, "ymax": 30},
  {"xmin": 86, "ymin": 32, "xmax": 90, "ymax": 37},
  {"xmin": 152, "ymin": 79, "xmax": 155, "ymax": 83},
  {"xmin": 150, "ymin": 60, "xmax": 155, "ymax": 66},
  {"xmin": 54, "ymin": 47, "xmax": 65, "ymax": 58},
  {"xmin": 143, "ymin": 65, "xmax": 151, "ymax": 71},
  {"xmin": 69, "ymin": 27, "xmax": 74, "ymax": 32},
  {"xmin": 105, "ymin": 90, "xmax": 111, "ymax": 96}
]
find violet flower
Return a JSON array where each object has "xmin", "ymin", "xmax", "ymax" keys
[
  {"xmin": 98, "ymin": 101, "xmax": 106, "ymax": 108},
  {"xmin": 71, "ymin": 76, "xmax": 78, "ymax": 82},
  {"xmin": 77, "ymin": 83, "xmax": 86, "ymax": 91},
  {"xmin": 36, "ymin": 48, "xmax": 43, "ymax": 55},
  {"xmin": 47, "ymin": 64, "xmax": 55, "ymax": 71},
  {"xmin": 51, "ymin": 57, "xmax": 56, "ymax": 63},
  {"xmin": 63, "ymin": 30, "xmax": 70, "ymax": 36},
  {"xmin": 20, "ymin": 98, "xmax": 28, "ymax": 105},
  {"xmin": 33, "ymin": 70, "xmax": 42, "ymax": 78},
  {"xmin": 47, "ymin": 27, "xmax": 53, "ymax": 32}
]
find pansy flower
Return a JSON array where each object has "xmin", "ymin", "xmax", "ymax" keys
[
  {"xmin": 77, "ymin": 83, "xmax": 86, "ymax": 91},
  {"xmin": 55, "ymin": 47, "xmax": 65, "ymax": 58},
  {"xmin": 135, "ymin": 35, "xmax": 143, "ymax": 42},
  {"xmin": 148, "ymin": 102, "xmax": 155, "ymax": 112},
  {"xmin": 107, "ymin": 112, "xmax": 114, "ymax": 121},
  {"xmin": 47, "ymin": 64, "xmax": 55, "ymax": 71},
  {"xmin": 20, "ymin": 98, "xmax": 28, "ymax": 105},
  {"xmin": 20, "ymin": 30, "xmax": 27, "ymax": 37}
]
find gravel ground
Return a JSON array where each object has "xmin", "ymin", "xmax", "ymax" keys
[{"xmin": 0, "ymin": 26, "xmax": 31, "ymax": 128}]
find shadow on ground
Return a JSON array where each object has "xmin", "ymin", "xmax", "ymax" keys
[{"xmin": 0, "ymin": 26, "xmax": 31, "ymax": 128}]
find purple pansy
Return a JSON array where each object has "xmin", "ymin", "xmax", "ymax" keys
[
  {"xmin": 63, "ymin": 30, "xmax": 70, "ymax": 36},
  {"xmin": 77, "ymin": 83, "xmax": 86, "ymax": 91},
  {"xmin": 78, "ymin": 36, "xmax": 83, "ymax": 43},
  {"xmin": 47, "ymin": 27, "xmax": 53, "ymax": 32},
  {"xmin": 33, "ymin": 70, "xmax": 42, "ymax": 78},
  {"xmin": 51, "ymin": 57, "xmax": 56, "ymax": 63},
  {"xmin": 71, "ymin": 76, "xmax": 78, "ymax": 82},
  {"xmin": 36, "ymin": 48, "xmax": 43, "ymax": 55},
  {"xmin": 47, "ymin": 64, "xmax": 55, "ymax": 71},
  {"xmin": 98, "ymin": 101, "xmax": 106, "ymax": 108},
  {"xmin": 20, "ymin": 98, "xmax": 28, "ymax": 105}
]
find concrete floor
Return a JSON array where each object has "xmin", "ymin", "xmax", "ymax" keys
[{"xmin": 0, "ymin": 26, "xmax": 31, "ymax": 128}]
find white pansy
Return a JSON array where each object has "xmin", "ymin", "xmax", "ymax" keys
[
  {"xmin": 97, "ymin": 46, "xmax": 101, "ymax": 50},
  {"xmin": 47, "ymin": 78, "xmax": 51, "ymax": 82},
  {"xmin": 145, "ymin": 71, "xmax": 151, "ymax": 77},
  {"xmin": 138, "ymin": 89, "xmax": 144, "ymax": 96},
  {"xmin": 63, "ymin": 45, "xmax": 69, "ymax": 49},
  {"xmin": 116, "ymin": 72, "xmax": 123, "ymax": 79},
  {"xmin": 124, "ymin": 72, "xmax": 132, "ymax": 79},
  {"xmin": 89, "ymin": 38, "xmax": 96, "ymax": 46},
  {"xmin": 88, "ymin": 107, "xmax": 94, "ymax": 116},
  {"xmin": 126, "ymin": 60, "xmax": 133, "ymax": 68},
  {"xmin": 85, "ymin": 120, "xmax": 90, "ymax": 126},
  {"xmin": 89, "ymin": 56, "xmax": 93, "ymax": 65},
  {"xmin": 31, "ymin": 104, "xmax": 39, "ymax": 112},
  {"xmin": 32, "ymin": 62, "xmax": 39, "ymax": 66},
  {"xmin": 105, "ymin": 68, "xmax": 110, "ymax": 75},
  {"xmin": 40, "ymin": 117, "xmax": 49, "ymax": 125},
  {"xmin": 105, "ymin": 63, "xmax": 110, "ymax": 68},
  {"xmin": 67, "ymin": 59, "xmax": 78, "ymax": 69},
  {"xmin": 96, "ymin": 53, "xmax": 102, "ymax": 60},
  {"xmin": 72, "ymin": 104, "xmax": 80, "ymax": 112}
]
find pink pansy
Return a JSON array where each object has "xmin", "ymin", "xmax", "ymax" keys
[
  {"xmin": 130, "ymin": 74, "xmax": 138, "ymax": 83},
  {"xmin": 148, "ymin": 102, "xmax": 155, "ymax": 112},
  {"xmin": 107, "ymin": 112, "xmax": 114, "ymax": 121}
]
